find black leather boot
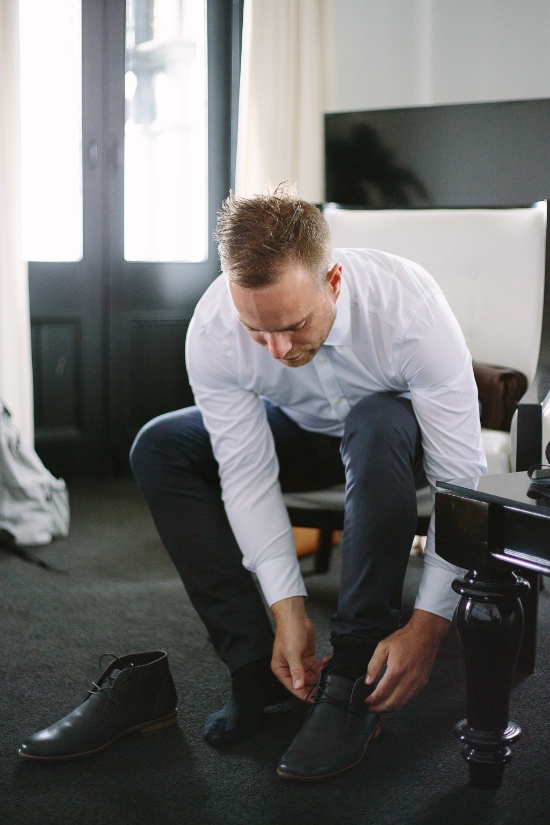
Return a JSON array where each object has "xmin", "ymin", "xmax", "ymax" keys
[
  {"xmin": 19, "ymin": 650, "xmax": 178, "ymax": 761},
  {"xmin": 277, "ymin": 668, "xmax": 381, "ymax": 781}
]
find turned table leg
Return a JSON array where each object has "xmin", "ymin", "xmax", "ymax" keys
[{"xmin": 452, "ymin": 568, "xmax": 530, "ymax": 789}]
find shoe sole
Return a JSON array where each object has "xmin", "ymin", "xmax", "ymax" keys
[
  {"xmin": 17, "ymin": 710, "xmax": 178, "ymax": 762},
  {"xmin": 276, "ymin": 720, "xmax": 381, "ymax": 781}
]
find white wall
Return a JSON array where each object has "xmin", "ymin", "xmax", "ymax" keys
[{"xmin": 328, "ymin": 0, "xmax": 550, "ymax": 112}]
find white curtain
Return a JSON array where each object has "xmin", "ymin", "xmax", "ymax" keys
[
  {"xmin": 236, "ymin": 0, "xmax": 332, "ymax": 203},
  {"xmin": 0, "ymin": 0, "xmax": 33, "ymax": 443}
]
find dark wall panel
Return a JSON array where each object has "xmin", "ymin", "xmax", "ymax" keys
[
  {"xmin": 116, "ymin": 314, "xmax": 195, "ymax": 470},
  {"xmin": 31, "ymin": 320, "xmax": 83, "ymax": 440}
]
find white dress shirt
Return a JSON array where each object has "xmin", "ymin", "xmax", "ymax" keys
[{"xmin": 186, "ymin": 248, "xmax": 487, "ymax": 619}]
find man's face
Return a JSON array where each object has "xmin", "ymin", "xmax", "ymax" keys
[{"xmin": 229, "ymin": 263, "xmax": 342, "ymax": 368}]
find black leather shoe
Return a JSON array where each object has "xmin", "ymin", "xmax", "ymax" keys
[
  {"xmin": 277, "ymin": 669, "xmax": 381, "ymax": 781},
  {"xmin": 19, "ymin": 650, "xmax": 177, "ymax": 761}
]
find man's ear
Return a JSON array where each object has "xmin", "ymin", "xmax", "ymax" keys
[{"xmin": 326, "ymin": 264, "xmax": 342, "ymax": 300}]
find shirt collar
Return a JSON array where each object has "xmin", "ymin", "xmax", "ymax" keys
[{"xmin": 324, "ymin": 274, "xmax": 352, "ymax": 346}]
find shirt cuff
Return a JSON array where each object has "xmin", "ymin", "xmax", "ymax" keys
[
  {"xmin": 414, "ymin": 563, "xmax": 463, "ymax": 621},
  {"xmin": 254, "ymin": 552, "xmax": 308, "ymax": 607}
]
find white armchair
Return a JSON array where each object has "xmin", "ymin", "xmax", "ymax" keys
[{"xmin": 284, "ymin": 201, "xmax": 548, "ymax": 575}]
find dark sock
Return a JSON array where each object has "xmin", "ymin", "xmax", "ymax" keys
[
  {"xmin": 327, "ymin": 636, "xmax": 378, "ymax": 680},
  {"xmin": 203, "ymin": 657, "xmax": 290, "ymax": 747}
]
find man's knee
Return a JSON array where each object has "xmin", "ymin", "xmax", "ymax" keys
[
  {"xmin": 130, "ymin": 406, "xmax": 206, "ymax": 481},
  {"xmin": 342, "ymin": 394, "xmax": 421, "ymax": 468},
  {"xmin": 130, "ymin": 415, "xmax": 169, "ymax": 481},
  {"xmin": 345, "ymin": 393, "xmax": 417, "ymax": 438}
]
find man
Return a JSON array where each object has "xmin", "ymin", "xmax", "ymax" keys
[
  {"xmin": 19, "ymin": 185, "xmax": 485, "ymax": 778},
  {"xmin": 140, "ymin": 183, "xmax": 485, "ymax": 776}
]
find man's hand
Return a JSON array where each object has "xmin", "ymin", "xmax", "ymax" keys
[
  {"xmin": 365, "ymin": 609, "xmax": 450, "ymax": 713},
  {"xmin": 271, "ymin": 596, "xmax": 327, "ymax": 701}
]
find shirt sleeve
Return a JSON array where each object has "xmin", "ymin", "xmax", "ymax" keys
[
  {"xmin": 398, "ymin": 289, "xmax": 487, "ymax": 620},
  {"xmin": 185, "ymin": 317, "xmax": 307, "ymax": 607}
]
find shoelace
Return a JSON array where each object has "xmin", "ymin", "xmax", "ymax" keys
[
  {"xmin": 87, "ymin": 653, "xmax": 134, "ymax": 705},
  {"xmin": 301, "ymin": 676, "xmax": 363, "ymax": 726}
]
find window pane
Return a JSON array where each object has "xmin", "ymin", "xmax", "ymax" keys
[
  {"xmin": 125, "ymin": 0, "xmax": 208, "ymax": 262},
  {"xmin": 19, "ymin": 0, "xmax": 83, "ymax": 263}
]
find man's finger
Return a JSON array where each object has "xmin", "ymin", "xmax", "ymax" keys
[
  {"xmin": 290, "ymin": 661, "xmax": 306, "ymax": 690},
  {"xmin": 365, "ymin": 643, "xmax": 387, "ymax": 685},
  {"xmin": 305, "ymin": 657, "xmax": 328, "ymax": 681},
  {"xmin": 368, "ymin": 669, "xmax": 421, "ymax": 712},
  {"xmin": 274, "ymin": 669, "xmax": 312, "ymax": 701},
  {"xmin": 366, "ymin": 667, "xmax": 396, "ymax": 706}
]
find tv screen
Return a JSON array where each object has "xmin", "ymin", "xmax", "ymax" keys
[{"xmin": 325, "ymin": 98, "xmax": 550, "ymax": 207}]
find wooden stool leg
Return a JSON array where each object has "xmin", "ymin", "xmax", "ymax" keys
[{"xmin": 314, "ymin": 529, "xmax": 334, "ymax": 574}]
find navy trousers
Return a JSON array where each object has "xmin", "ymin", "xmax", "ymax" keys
[{"xmin": 130, "ymin": 393, "xmax": 425, "ymax": 675}]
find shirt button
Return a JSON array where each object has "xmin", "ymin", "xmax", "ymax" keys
[
  {"xmin": 335, "ymin": 397, "xmax": 341, "ymax": 405},
  {"xmin": 318, "ymin": 356, "xmax": 326, "ymax": 364}
]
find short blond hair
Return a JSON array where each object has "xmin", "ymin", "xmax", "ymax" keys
[{"xmin": 214, "ymin": 182, "xmax": 332, "ymax": 288}]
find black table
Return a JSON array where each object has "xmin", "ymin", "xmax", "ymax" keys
[{"xmin": 435, "ymin": 471, "xmax": 550, "ymax": 789}]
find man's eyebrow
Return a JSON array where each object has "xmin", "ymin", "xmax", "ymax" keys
[{"xmin": 238, "ymin": 314, "xmax": 310, "ymax": 333}]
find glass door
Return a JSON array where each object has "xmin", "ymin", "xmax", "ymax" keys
[
  {"xmin": 22, "ymin": 0, "xmax": 236, "ymax": 477},
  {"xmin": 107, "ymin": 0, "xmax": 234, "ymax": 472}
]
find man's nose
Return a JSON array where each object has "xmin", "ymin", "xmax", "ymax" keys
[{"xmin": 264, "ymin": 332, "xmax": 292, "ymax": 359}]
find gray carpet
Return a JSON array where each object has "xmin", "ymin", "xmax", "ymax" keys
[{"xmin": 1, "ymin": 478, "xmax": 549, "ymax": 825}]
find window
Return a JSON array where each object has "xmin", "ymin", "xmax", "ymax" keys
[
  {"xmin": 19, "ymin": 0, "xmax": 83, "ymax": 262},
  {"xmin": 124, "ymin": 0, "xmax": 208, "ymax": 262}
]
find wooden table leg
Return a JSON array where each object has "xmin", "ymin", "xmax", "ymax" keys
[{"xmin": 452, "ymin": 567, "xmax": 530, "ymax": 789}]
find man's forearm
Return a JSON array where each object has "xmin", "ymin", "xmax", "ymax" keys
[
  {"xmin": 408, "ymin": 607, "xmax": 450, "ymax": 642},
  {"xmin": 271, "ymin": 595, "xmax": 307, "ymax": 627}
]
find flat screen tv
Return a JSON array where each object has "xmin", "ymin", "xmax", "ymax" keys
[{"xmin": 325, "ymin": 98, "xmax": 550, "ymax": 207}]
